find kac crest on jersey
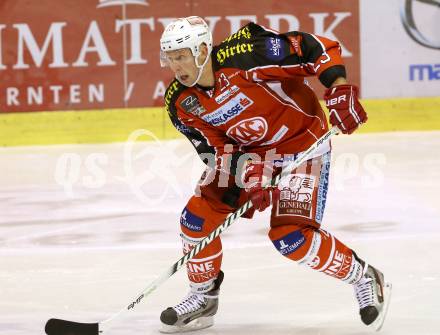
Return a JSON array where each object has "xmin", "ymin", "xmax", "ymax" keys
[{"xmin": 226, "ymin": 117, "xmax": 268, "ymax": 145}]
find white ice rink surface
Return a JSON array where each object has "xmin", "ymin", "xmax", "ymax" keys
[{"xmin": 1, "ymin": 131, "xmax": 439, "ymax": 335}]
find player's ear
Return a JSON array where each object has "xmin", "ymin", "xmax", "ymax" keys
[
  {"xmin": 200, "ymin": 43, "xmax": 209, "ymax": 57},
  {"xmin": 197, "ymin": 43, "xmax": 209, "ymax": 65}
]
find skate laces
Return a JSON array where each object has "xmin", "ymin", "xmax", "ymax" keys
[
  {"xmin": 354, "ymin": 277, "xmax": 375, "ymax": 309},
  {"xmin": 173, "ymin": 291, "xmax": 217, "ymax": 316}
]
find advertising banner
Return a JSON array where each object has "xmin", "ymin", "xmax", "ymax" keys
[
  {"xmin": 361, "ymin": 0, "xmax": 440, "ymax": 98},
  {"xmin": 0, "ymin": 0, "xmax": 360, "ymax": 113}
]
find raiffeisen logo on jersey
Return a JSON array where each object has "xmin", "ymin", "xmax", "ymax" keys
[
  {"xmin": 215, "ymin": 85, "xmax": 240, "ymax": 104},
  {"xmin": 97, "ymin": 0, "xmax": 148, "ymax": 8},
  {"xmin": 202, "ymin": 93, "xmax": 254, "ymax": 126}
]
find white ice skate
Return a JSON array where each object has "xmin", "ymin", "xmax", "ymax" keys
[
  {"xmin": 160, "ymin": 271, "xmax": 224, "ymax": 333},
  {"xmin": 354, "ymin": 264, "xmax": 392, "ymax": 331}
]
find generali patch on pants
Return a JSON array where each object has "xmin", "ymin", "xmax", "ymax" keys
[{"xmin": 276, "ymin": 174, "xmax": 316, "ymax": 218}]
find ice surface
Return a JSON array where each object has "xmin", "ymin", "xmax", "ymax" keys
[{"xmin": 1, "ymin": 131, "xmax": 439, "ymax": 334}]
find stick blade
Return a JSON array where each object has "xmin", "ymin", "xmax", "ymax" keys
[{"xmin": 45, "ymin": 318, "xmax": 99, "ymax": 335}]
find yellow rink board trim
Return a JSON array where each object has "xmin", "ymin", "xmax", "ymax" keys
[
  {"xmin": 0, "ymin": 97, "xmax": 439, "ymax": 147},
  {"xmin": 0, "ymin": 108, "xmax": 182, "ymax": 147}
]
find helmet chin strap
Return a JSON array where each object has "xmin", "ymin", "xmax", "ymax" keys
[{"xmin": 176, "ymin": 52, "xmax": 210, "ymax": 87}]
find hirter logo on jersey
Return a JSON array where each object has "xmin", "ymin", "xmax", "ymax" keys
[
  {"xmin": 226, "ymin": 117, "xmax": 268, "ymax": 145},
  {"xmin": 202, "ymin": 93, "xmax": 254, "ymax": 126},
  {"xmin": 180, "ymin": 94, "xmax": 205, "ymax": 116}
]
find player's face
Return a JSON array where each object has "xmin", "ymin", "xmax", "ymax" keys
[{"xmin": 164, "ymin": 48, "xmax": 198, "ymax": 86}]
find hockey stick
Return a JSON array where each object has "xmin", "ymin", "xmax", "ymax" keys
[{"xmin": 45, "ymin": 126, "xmax": 339, "ymax": 335}]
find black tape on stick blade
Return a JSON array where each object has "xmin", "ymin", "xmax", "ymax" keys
[{"xmin": 45, "ymin": 318, "xmax": 99, "ymax": 335}]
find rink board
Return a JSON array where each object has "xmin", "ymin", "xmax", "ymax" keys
[{"xmin": 0, "ymin": 97, "xmax": 439, "ymax": 146}]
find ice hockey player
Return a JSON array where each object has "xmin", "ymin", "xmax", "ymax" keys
[{"xmin": 159, "ymin": 16, "xmax": 391, "ymax": 333}]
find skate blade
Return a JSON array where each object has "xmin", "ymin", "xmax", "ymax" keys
[
  {"xmin": 160, "ymin": 316, "xmax": 214, "ymax": 333},
  {"xmin": 371, "ymin": 282, "xmax": 392, "ymax": 332}
]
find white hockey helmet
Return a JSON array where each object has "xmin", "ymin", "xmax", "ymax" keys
[{"xmin": 160, "ymin": 16, "xmax": 213, "ymax": 61}]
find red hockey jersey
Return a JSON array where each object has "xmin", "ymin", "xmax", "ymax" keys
[{"xmin": 165, "ymin": 22, "xmax": 345, "ymax": 175}]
